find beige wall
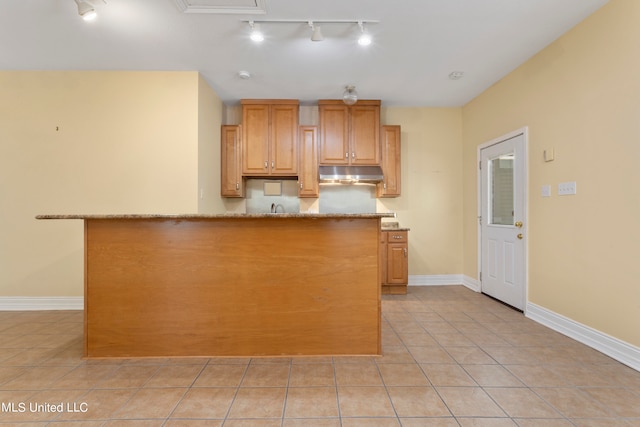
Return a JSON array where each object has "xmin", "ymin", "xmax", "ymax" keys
[
  {"xmin": 381, "ymin": 108, "xmax": 463, "ymax": 276},
  {"xmin": 197, "ymin": 74, "xmax": 226, "ymax": 214},
  {"xmin": 462, "ymin": 0, "xmax": 640, "ymax": 346},
  {"xmin": 0, "ymin": 71, "xmax": 224, "ymax": 297}
]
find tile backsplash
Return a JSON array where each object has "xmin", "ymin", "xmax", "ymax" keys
[
  {"xmin": 318, "ymin": 184, "xmax": 377, "ymax": 214},
  {"xmin": 243, "ymin": 179, "xmax": 378, "ymax": 214},
  {"xmin": 245, "ymin": 179, "xmax": 300, "ymax": 213}
]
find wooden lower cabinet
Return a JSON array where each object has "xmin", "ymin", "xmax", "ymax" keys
[{"xmin": 381, "ymin": 230, "xmax": 408, "ymax": 294}]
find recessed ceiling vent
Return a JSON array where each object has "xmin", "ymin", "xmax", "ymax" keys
[{"xmin": 175, "ymin": 0, "xmax": 266, "ymax": 14}]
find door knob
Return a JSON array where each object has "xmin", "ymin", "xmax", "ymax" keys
[
  {"xmin": 515, "ymin": 221, "xmax": 523, "ymax": 228},
  {"xmin": 517, "ymin": 233, "xmax": 523, "ymax": 240}
]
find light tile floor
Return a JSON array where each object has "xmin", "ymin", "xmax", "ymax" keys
[{"xmin": 1, "ymin": 285, "xmax": 639, "ymax": 426}]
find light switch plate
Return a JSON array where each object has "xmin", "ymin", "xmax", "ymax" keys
[
  {"xmin": 558, "ymin": 181, "xmax": 577, "ymax": 195},
  {"xmin": 542, "ymin": 185, "xmax": 551, "ymax": 197},
  {"xmin": 544, "ymin": 148, "xmax": 555, "ymax": 162}
]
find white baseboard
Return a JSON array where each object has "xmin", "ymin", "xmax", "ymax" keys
[
  {"xmin": 526, "ymin": 302, "xmax": 640, "ymax": 372},
  {"xmin": 0, "ymin": 297, "xmax": 84, "ymax": 311},
  {"xmin": 408, "ymin": 274, "xmax": 481, "ymax": 292},
  {"xmin": 409, "ymin": 274, "xmax": 463, "ymax": 286},
  {"xmin": 462, "ymin": 275, "xmax": 481, "ymax": 292}
]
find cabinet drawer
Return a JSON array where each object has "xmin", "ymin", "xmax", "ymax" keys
[{"xmin": 386, "ymin": 231, "xmax": 407, "ymax": 243}]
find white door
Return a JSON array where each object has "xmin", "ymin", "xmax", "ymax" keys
[{"xmin": 480, "ymin": 131, "xmax": 527, "ymax": 310}]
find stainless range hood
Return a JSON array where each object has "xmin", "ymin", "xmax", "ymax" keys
[{"xmin": 319, "ymin": 165, "xmax": 384, "ymax": 183}]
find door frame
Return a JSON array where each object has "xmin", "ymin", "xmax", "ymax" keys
[{"xmin": 476, "ymin": 127, "xmax": 529, "ymax": 311}]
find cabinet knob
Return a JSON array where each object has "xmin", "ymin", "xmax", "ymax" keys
[
  {"xmin": 299, "ymin": 181, "xmax": 303, "ymax": 189},
  {"xmin": 264, "ymin": 161, "xmax": 268, "ymax": 169}
]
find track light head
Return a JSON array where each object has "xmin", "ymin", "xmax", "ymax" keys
[
  {"xmin": 308, "ymin": 21, "xmax": 324, "ymax": 42},
  {"xmin": 357, "ymin": 21, "xmax": 372, "ymax": 46},
  {"xmin": 75, "ymin": 0, "xmax": 97, "ymax": 21},
  {"xmin": 249, "ymin": 21, "xmax": 264, "ymax": 42}
]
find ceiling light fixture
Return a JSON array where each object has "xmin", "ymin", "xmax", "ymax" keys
[
  {"xmin": 243, "ymin": 19, "xmax": 378, "ymax": 44},
  {"xmin": 308, "ymin": 21, "xmax": 324, "ymax": 42},
  {"xmin": 342, "ymin": 85, "xmax": 358, "ymax": 105},
  {"xmin": 249, "ymin": 21, "xmax": 264, "ymax": 42},
  {"xmin": 449, "ymin": 71, "xmax": 465, "ymax": 80},
  {"xmin": 357, "ymin": 21, "xmax": 372, "ymax": 46},
  {"xmin": 75, "ymin": 0, "xmax": 97, "ymax": 21}
]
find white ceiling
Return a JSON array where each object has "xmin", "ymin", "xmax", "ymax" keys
[{"xmin": 0, "ymin": 0, "xmax": 609, "ymax": 106}]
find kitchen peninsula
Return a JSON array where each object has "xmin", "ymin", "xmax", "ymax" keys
[{"xmin": 37, "ymin": 213, "xmax": 392, "ymax": 358}]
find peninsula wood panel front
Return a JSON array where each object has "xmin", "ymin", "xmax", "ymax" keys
[{"xmin": 84, "ymin": 217, "xmax": 381, "ymax": 358}]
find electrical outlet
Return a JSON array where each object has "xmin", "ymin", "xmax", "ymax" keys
[{"xmin": 558, "ymin": 181, "xmax": 577, "ymax": 195}]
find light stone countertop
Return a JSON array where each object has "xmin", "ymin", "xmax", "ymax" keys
[{"xmin": 36, "ymin": 213, "xmax": 396, "ymax": 220}]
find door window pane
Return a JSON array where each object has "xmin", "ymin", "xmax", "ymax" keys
[{"xmin": 490, "ymin": 154, "xmax": 514, "ymax": 225}]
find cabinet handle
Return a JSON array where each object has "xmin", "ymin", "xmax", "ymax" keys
[
  {"xmin": 264, "ymin": 161, "xmax": 268, "ymax": 169},
  {"xmin": 271, "ymin": 161, "xmax": 274, "ymax": 168},
  {"xmin": 345, "ymin": 152, "xmax": 349, "ymax": 159},
  {"xmin": 236, "ymin": 182, "xmax": 239, "ymax": 190},
  {"xmin": 352, "ymin": 152, "xmax": 355, "ymax": 159},
  {"xmin": 404, "ymin": 248, "xmax": 407, "ymax": 257},
  {"xmin": 299, "ymin": 181, "xmax": 303, "ymax": 189},
  {"xmin": 383, "ymin": 182, "xmax": 387, "ymax": 190}
]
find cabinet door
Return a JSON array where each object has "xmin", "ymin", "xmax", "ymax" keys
[
  {"xmin": 242, "ymin": 104, "xmax": 270, "ymax": 175},
  {"xmin": 298, "ymin": 126, "xmax": 319, "ymax": 197},
  {"xmin": 350, "ymin": 103, "xmax": 380, "ymax": 165},
  {"xmin": 377, "ymin": 125, "xmax": 401, "ymax": 197},
  {"xmin": 221, "ymin": 125, "xmax": 243, "ymax": 197},
  {"xmin": 380, "ymin": 231, "xmax": 387, "ymax": 285},
  {"xmin": 271, "ymin": 104, "xmax": 298, "ymax": 175},
  {"xmin": 319, "ymin": 103, "xmax": 349, "ymax": 164},
  {"xmin": 387, "ymin": 242, "xmax": 408, "ymax": 284}
]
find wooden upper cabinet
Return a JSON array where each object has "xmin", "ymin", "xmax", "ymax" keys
[
  {"xmin": 377, "ymin": 125, "xmax": 401, "ymax": 197},
  {"xmin": 241, "ymin": 104, "xmax": 270, "ymax": 175},
  {"xmin": 319, "ymin": 100, "xmax": 381, "ymax": 165},
  {"xmin": 241, "ymin": 100, "xmax": 299, "ymax": 176},
  {"xmin": 318, "ymin": 103, "xmax": 349, "ymax": 164},
  {"xmin": 298, "ymin": 126, "xmax": 319, "ymax": 198},
  {"xmin": 221, "ymin": 125, "xmax": 243, "ymax": 197},
  {"xmin": 270, "ymin": 104, "xmax": 298, "ymax": 175},
  {"xmin": 350, "ymin": 103, "xmax": 380, "ymax": 164}
]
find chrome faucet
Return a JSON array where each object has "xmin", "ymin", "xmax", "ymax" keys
[{"xmin": 270, "ymin": 203, "xmax": 285, "ymax": 213}]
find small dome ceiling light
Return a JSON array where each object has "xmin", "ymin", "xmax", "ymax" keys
[
  {"xmin": 75, "ymin": 0, "xmax": 97, "ymax": 21},
  {"xmin": 308, "ymin": 21, "xmax": 324, "ymax": 42},
  {"xmin": 237, "ymin": 70, "xmax": 252, "ymax": 79},
  {"xmin": 249, "ymin": 21, "xmax": 264, "ymax": 42},
  {"xmin": 342, "ymin": 85, "xmax": 358, "ymax": 105},
  {"xmin": 357, "ymin": 21, "xmax": 372, "ymax": 46}
]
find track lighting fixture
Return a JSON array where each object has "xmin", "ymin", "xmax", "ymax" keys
[
  {"xmin": 308, "ymin": 21, "xmax": 324, "ymax": 42},
  {"xmin": 249, "ymin": 21, "xmax": 264, "ymax": 42},
  {"xmin": 342, "ymin": 85, "xmax": 358, "ymax": 105},
  {"xmin": 244, "ymin": 20, "xmax": 377, "ymax": 44},
  {"xmin": 75, "ymin": 0, "xmax": 97, "ymax": 21}
]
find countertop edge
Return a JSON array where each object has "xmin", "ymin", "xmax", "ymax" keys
[{"xmin": 36, "ymin": 213, "xmax": 396, "ymax": 220}]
